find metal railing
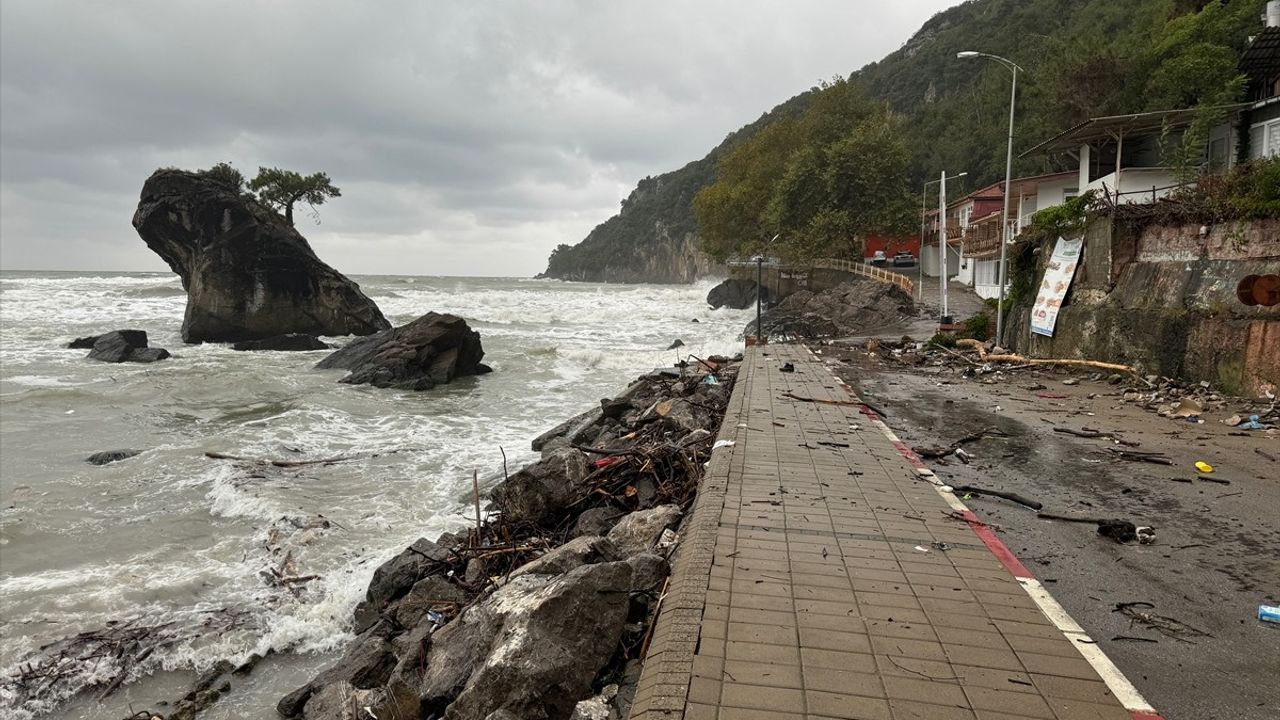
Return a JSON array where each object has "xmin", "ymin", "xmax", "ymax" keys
[{"xmin": 810, "ymin": 258, "xmax": 914, "ymax": 295}]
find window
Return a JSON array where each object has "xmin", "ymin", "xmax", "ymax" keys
[
  {"xmin": 1251, "ymin": 119, "xmax": 1280, "ymax": 159},
  {"xmin": 1063, "ymin": 186, "xmax": 1079, "ymax": 200}
]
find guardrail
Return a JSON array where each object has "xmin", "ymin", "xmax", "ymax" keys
[
  {"xmin": 725, "ymin": 256, "xmax": 915, "ymax": 295},
  {"xmin": 811, "ymin": 258, "xmax": 914, "ymax": 295}
]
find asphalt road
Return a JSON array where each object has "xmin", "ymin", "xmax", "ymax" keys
[{"xmin": 823, "ymin": 349, "xmax": 1280, "ymax": 720}]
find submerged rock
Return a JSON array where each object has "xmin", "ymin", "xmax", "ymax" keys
[
  {"xmin": 85, "ymin": 330, "xmax": 170, "ymax": 363},
  {"xmin": 132, "ymin": 168, "xmax": 389, "ymax": 343},
  {"xmin": 232, "ymin": 333, "xmax": 329, "ymax": 351},
  {"xmin": 315, "ymin": 312, "xmax": 490, "ymax": 391},
  {"xmin": 85, "ymin": 449, "xmax": 143, "ymax": 465}
]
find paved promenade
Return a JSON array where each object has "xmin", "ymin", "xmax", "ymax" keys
[{"xmin": 630, "ymin": 345, "xmax": 1155, "ymax": 720}]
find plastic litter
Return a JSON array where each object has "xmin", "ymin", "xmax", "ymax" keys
[
  {"xmin": 1194, "ymin": 461, "xmax": 1214, "ymax": 473},
  {"xmin": 702, "ymin": 374, "xmax": 719, "ymax": 385},
  {"xmin": 712, "ymin": 439, "xmax": 736, "ymax": 450},
  {"xmin": 1237, "ymin": 415, "xmax": 1270, "ymax": 430},
  {"xmin": 1173, "ymin": 398, "xmax": 1203, "ymax": 418},
  {"xmin": 1260, "ymin": 605, "xmax": 1280, "ymax": 625}
]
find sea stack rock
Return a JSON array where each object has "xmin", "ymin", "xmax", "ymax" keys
[
  {"xmin": 706, "ymin": 278, "xmax": 765, "ymax": 309},
  {"xmin": 315, "ymin": 312, "xmax": 490, "ymax": 390},
  {"xmin": 131, "ymin": 168, "xmax": 390, "ymax": 344}
]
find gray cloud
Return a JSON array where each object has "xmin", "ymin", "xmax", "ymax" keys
[{"xmin": 1, "ymin": 0, "xmax": 957, "ymax": 276}]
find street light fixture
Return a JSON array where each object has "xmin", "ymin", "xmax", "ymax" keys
[
  {"xmin": 958, "ymin": 50, "xmax": 1022, "ymax": 345},
  {"xmin": 920, "ymin": 172, "xmax": 967, "ymax": 305}
]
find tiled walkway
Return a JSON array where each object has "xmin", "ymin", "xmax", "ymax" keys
[{"xmin": 630, "ymin": 345, "xmax": 1141, "ymax": 720}]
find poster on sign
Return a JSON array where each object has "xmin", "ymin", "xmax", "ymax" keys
[{"xmin": 1030, "ymin": 236, "xmax": 1083, "ymax": 337}]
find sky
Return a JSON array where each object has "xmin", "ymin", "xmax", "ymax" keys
[{"xmin": 0, "ymin": 1, "xmax": 957, "ymax": 277}]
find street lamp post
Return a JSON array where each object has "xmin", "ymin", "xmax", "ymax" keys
[
  {"xmin": 958, "ymin": 50, "xmax": 1021, "ymax": 346},
  {"xmin": 920, "ymin": 172, "xmax": 967, "ymax": 304},
  {"xmin": 752, "ymin": 233, "xmax": 780, "ymax": 345}
]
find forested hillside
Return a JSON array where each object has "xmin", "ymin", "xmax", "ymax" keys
[{"xmin": 541, "ymin": 0, "xmax": 1268, "ymax": 281}]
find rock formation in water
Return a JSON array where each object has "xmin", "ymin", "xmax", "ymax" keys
[
  {"xmin": 132, "ymin": 168, "xmax": 390, "ymax": 344},
  {"xmin": 231, "ymin": 334, "xmax": 330, "ymax": 352},
  {"xmin": 315, "ymin": 312, "xmax": 490, "ymax": 390},
  {"xmin": 706, "ymin": 278, "xmax": 767, "ymax": 309},
  {"xmin": 80, "ymin": 330, "xmax": 171, "ymax": 363}
]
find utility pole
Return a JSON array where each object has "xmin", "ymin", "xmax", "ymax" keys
[{"xmin": 939, "ymin": 170, "xmax": 949, "ymax": 323}]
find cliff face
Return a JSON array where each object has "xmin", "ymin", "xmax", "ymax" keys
[
  {"xmin": 540, "ymin": 160, "xmax": 721, "ymax": 284},
  {"xmin": 539, "ymin": 95, "xmax": 814, "ymax": 285}
]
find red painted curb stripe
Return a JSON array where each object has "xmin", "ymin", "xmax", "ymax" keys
[
  {"xmin": 1131, "ymin": 712, "xmax": 1167, "ymax": 720},
  {"xmin": 959, "ymin": 509, "xmax": 1034, "ymax": 579}
]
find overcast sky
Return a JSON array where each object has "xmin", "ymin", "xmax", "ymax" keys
[{"xmin": 1, "ymin": 1, "xmax": 956, "ymax": 277}]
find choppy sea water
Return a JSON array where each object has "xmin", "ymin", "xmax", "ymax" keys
[{"xmin": 0, "ymin": 271, "xmax": 751, "ymax": 719}]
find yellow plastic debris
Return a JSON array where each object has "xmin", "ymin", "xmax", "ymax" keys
[{"xmin": 1195, "ymin": 461, "xmax": 1214, "ymax": 473}]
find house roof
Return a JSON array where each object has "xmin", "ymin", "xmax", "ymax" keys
[
  {"xmin": 1005, "ymin": 171, "xmax": 1076, "ymax": 196},
  {"xmin": 1019, "ymin": 105, "xmax": 1248, "ymax": 157},
  {"xmin": 1241, "ymin": 27, "xmax": 1280, "ymax": 78}
]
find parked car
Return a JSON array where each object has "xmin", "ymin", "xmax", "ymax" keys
[
  {"xmin": 892, "ymin": 251, "xmax": 916, "ymax": 267},
  {"xmin": 870, "ymin": 250, "xmax": 887, "ymax": 266}
]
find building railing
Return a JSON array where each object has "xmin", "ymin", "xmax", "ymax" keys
[{"xmin": 810, "ymin": 258, "xmax": 914, "ymax": 295}]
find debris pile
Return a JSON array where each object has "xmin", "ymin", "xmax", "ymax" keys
[
  {"xmin": 747, "ymin": 278, "xmax": 914, "ymax": 340},
  {"xmin": 276, "ymin": 355, "xmax": 740, "ymax": 720}
]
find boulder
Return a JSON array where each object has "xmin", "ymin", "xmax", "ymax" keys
[
  {"xmin": 654, "ymin": 398, "xmax": 708, "ymax": 434},
  {"xmin": 509, "ymin": 536, "xmax": 619, "ymax": 579},
  {"xmin": 441, "ymin": 562, "xmax": 633, "ymax": 720},
  {"xmin": 86, "ymin": 449, "xmax": 142, "ymax": 465},
  {"xmin": 131, "ymin": 168, "xmax": 390, "ymax": 343},
  {"xmin": 352, "ymin": 538, "xmax": 452, "ymax": 633},
  {"xmin": 392, "ymin": 576, "xmax": 473, "ymax": 630},
  {"xmin": 706, "ymin": 278, "xmax": 766, "ymax": 310},
  {"xmin": 606, "ymin": 505, "xmax": 682, "ymax": 557},
  {"xmin": 278, "ymin": 632, "xmax": 396, "ymax": 717},
  {"xmin": 232, "ymin": 333, "xmax": 329, "ymax": 351},
  {"xmin": 68, "ymin": 329, "xmax": 145, "ymax": 349},
  {"xmin": 489, "ymin": 447, "xmax": 592, "ymax": 526},
  {"xmin": 625, "ymin": 553, "xmax": 670, "ymax": 592},
  {"xmin": 571, "ymin": 507, "xmax": 625, "ymax": 537},
  {"xmin": 315, "ymin": 312, "xmax": 489, "ymax": 391},
  {"xmin": 85, "ymin": 330, "xmax": 171, "ymax": 363}
]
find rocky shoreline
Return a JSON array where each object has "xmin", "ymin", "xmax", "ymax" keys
[{"xmin": 274, "ymin": 354, "xmax": 740, "ymax": 720}]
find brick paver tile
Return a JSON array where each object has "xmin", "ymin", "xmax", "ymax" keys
[{"xmin": 625, "ymin": 346, "xmax": 1140, "ymax": 720}]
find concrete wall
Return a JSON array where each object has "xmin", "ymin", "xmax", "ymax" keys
[{"xmin": 1006, "ymin": 218, "xmax": 1280, "ymax": 394}]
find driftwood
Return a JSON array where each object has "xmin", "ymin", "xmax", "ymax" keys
[
  {"xmin": 949, "ymin": 340, "xmax": 1144, "ymax": 379},
  {"xmin": 950, "ymin": 484, "xmax": 1042, "ymax": 510},
  {"xmin": 1114, "ymin": 602, "xmax": 1211, "ymax": 642},
  {"xmin": 780, "ymin": 392, "xmax": 860, "ymax": 406},
  {"xmin": 1106, "ymin": 448, "xmax": 1173, "ymax": 465},
  {"xmin": 913, "ymin": 426, "xmax": 1007, "ymax": 459},
  {"xmin": 1054, "ymin": 427, "xmax": 1140, "ymax": 447},
  {"xmin": 204, "ymin": 451, "xmax": 353, "ymax": 467}
]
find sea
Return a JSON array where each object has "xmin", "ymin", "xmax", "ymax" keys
[{"xmin": 0, "ymin": 271, "xmax": 753, "ymax": 719}]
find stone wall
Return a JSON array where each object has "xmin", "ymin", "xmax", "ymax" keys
[{"xmin": 1006, "ymin": 218, "xmax": 1280, "ymax": 394}]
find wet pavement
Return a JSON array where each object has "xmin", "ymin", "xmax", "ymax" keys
[{"xmin": 827, "ymin": 351, "xmax": 1280, "ymax": 720}]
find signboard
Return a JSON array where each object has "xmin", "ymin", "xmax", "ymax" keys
[{"xmin": 1030, "ymin": 236, "xmax": 1083, "ymax": 337}]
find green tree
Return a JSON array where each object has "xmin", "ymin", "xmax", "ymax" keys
[
  {"xmin": 199, "ymin": 162, "xmax": 247, "ymax": 193},
  {"xmin": 248, "ymin": 167, "xmax": 341, "ymax": 225},
  {"xmin": 696, "ymin": 79, "xmax": 915, "ymax": 262}
]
